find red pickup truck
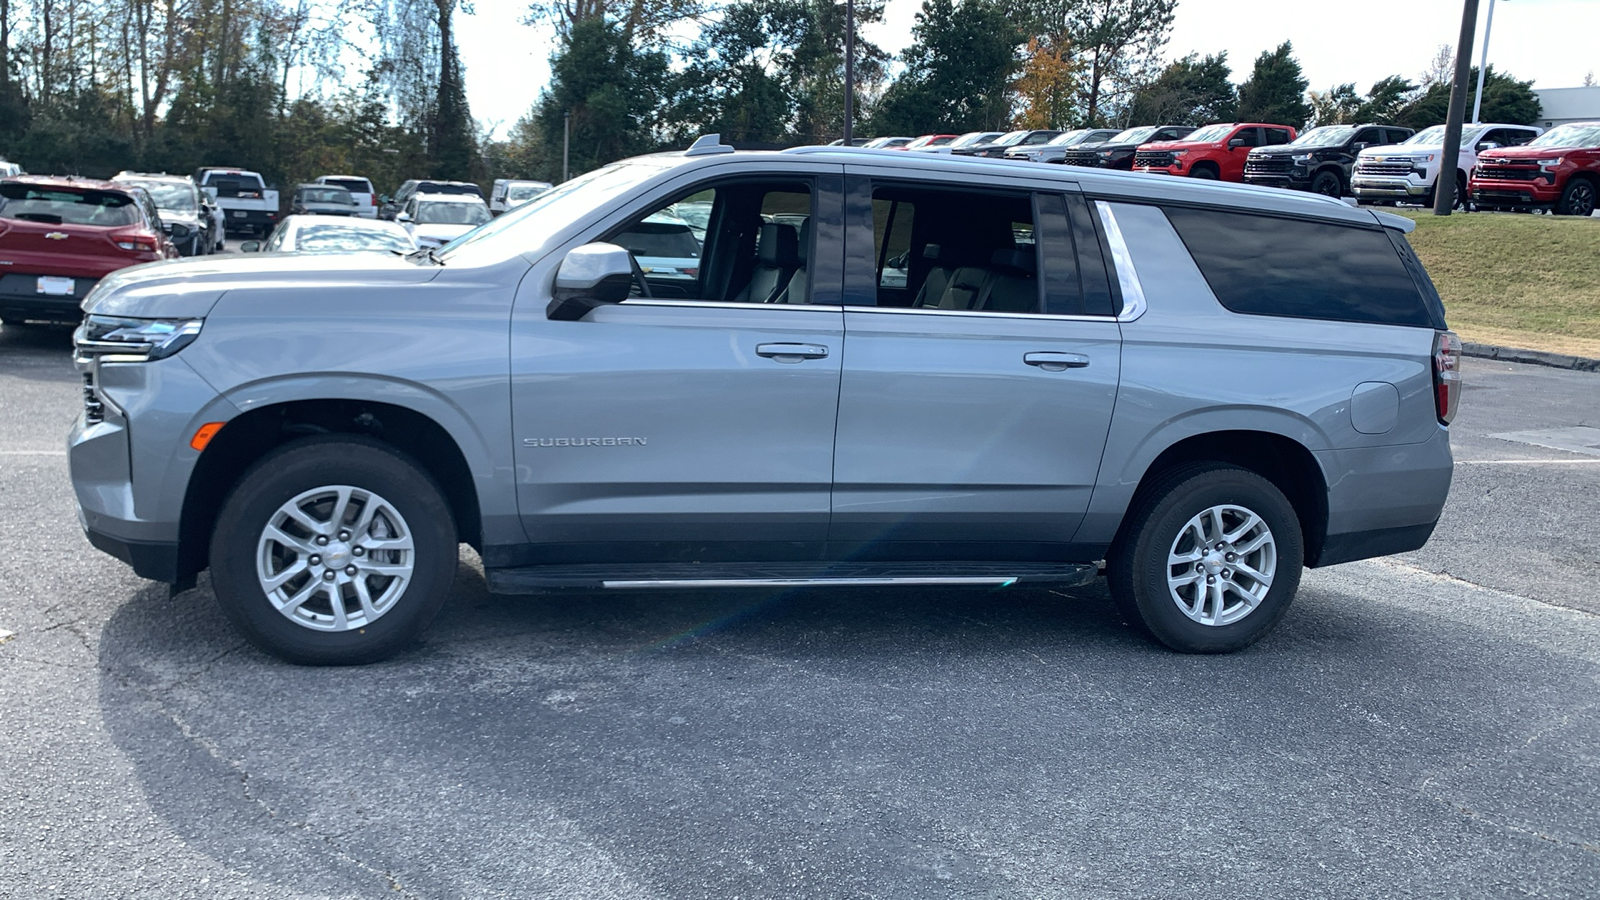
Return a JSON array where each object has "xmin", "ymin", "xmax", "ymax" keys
[
  {"xmin": 1470, "ymin": 121, "xmax": 1600, "ymax": 216},
  {"xmin": 1134, "ymin": 122, "xmax": 1298, "ymax": 181},
  {"xmin": 0, "ymin": 176, "xmax": 181, "ymax": 325}
]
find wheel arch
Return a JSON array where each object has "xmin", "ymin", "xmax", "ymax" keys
[
  {"xmin": 1188, "ymin": 159, "xmax": 1221, "ymax": 178},
  {"xmin": 176, "ymin": 392, "xmax": 488, "ymax": 582}
]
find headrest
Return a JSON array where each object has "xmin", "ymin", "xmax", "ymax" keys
[
  {"xmin": 796, "ymin": 218, "xmax": 811, "ymax": 266},
  {"xmin": 757, "ymin": 222, "xmax": 800, "ymax": 268},
  {"xmin": 922, "ymin": 242, "xmax": 943, "ymax": 260},
  {"xmin": 990, "ymin": 247, "xmax": 1037, "ymax": 275}
]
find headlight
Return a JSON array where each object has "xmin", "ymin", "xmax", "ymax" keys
[
  {"xmin": 1170, "ymin": 150, "xmax": 1187, "ymax": 157},
  {"xmin": 74, "ymin": 315, "xmax": 203, "ymax": 362},
  {"xmin": 1099, "ymin": 150, "xmax": 1114, "ymax": 157},
  {"xmin": 1536, "ymin": 158, "xmax": 1563, "ymax": 168},
  {"xmin": 1291, "ymin": 153, "xmax": 1313, "ymax": 163}
]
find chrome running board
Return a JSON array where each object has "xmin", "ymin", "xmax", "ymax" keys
[{"xmin": 485, "ymin": 562, "xmax": 1098, "ymax": 595}]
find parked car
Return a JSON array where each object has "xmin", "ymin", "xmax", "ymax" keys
[
  {"xmin": 397, "ymin": 192, "xmax": 492, "ymax": 249},
  {"xmin": 0, "ymin": 175, "xmax": 181, "ymax": 326},
  {"xmin": 1055, "ymin": 125, "xmax": 1196, "ymax": 169},
  {"xmin": 68, "ymin": 136, "xmax": 1458, "ymax": 665},
  {"xmin": 0, "ymin": 159, "xmax": 25, "ymax": 176},
  {"xmin": 1244, "ymin": 124, "xmax": 1414, "ymax": 197},
  {"xmin": 1352, "ymin": 122, "xmax": 1541, "ymax": 208},
  {"xmin": 1134, "ymin": 122, "xmax": 1297, "ymax": 181},
  {"xmin": 611, "ymin": 211, "xmax": 702, "ymax": 290},
  {"xmin": 913, "ymin": 131, "xmax": 1003, "ymax": 154},
  {"xmin": 242, "ymin": 215, "xmax": 417, "ymax": 255},
  {"xmin": 953, "ymin": 130, "xmax": 1062, "ymax": 158},
  {"xmin": 111, "ymin": 172, "xmax": 218, "ymax": 257},
  {"xmin": 313, "ymin": 175, "xmax": 378, "ymax": 219},
  {"xmin": 289, "ymin": 183, "xmax": 360, "ymax": 217},
  {"xmin": 827, "ymin": 138, "xmax": 873, "ymax": 147},
  {"xmin": 1470, "ymin": 121, "xmax": 1600, "ymax": 216},
  {"xmin": 196, "ymin": 167, "xmax": 280, "ymax": 237},
  {"xmin": 490, "ymin": 178, "xmax": 553, "ymax": 216},
  {"xmin": 862, "ymin": 136, "xmax": 915, "ymax": 150},
  {"xmin": 1005, "ymin": 128, "xmax": 1121, "ymax": 164},
  {"xmin": 898, "ymin": 134, "xmax": 959, "ymax": 151},
  {"xmin": 380, "ymin": 179, "xmax": 485, "ymax": 220}
]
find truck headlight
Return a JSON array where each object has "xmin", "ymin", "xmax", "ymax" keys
[
  {"xmin": 1291, "ymin": 153, "xmax": 1313, "ymax": 163},
  {"xmin": 1536, "ymin": 158, "xmax": 1563, "ymax": 169},
  {"xmin": 74, "ymin": 315, "xmax": 204, "ymax": 363}
]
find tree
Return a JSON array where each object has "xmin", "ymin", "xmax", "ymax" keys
[
  {"xmin": 1061, "ymin": 0, "xmax": 1177, "ymax": 126},
  {"xmin": 1355, "ymin": 75, "xmax": 1416, "ymax": 123},
  {"xmin": 535, "ymin": 16, "xmax": 671, "ymax": 180},
  {"xmin": 1420, "ymin": 44, "xmax": 1453, "ymax": 89},
  {"xmin": 1124, "ymin": 52, "xmax": 1234, "ymax": 126},
  {"xmin": 1235, "ymin": 41, "xmax": 1311, "ymax": 129},
  {"xmin": 871, "ymin": 0, "xmax": 1022, "ymax": 135},
  {"xmin": 1307, "ymin": 83, "xmax": 1360, "ymax": 126},
  {"xmin": 1394, "ymin": 66, "xmax": 1541, "ymax": 130},
  {"xmin": 1013, "ymin": 35, "xmax": 1081, "ymax": 129},
  {"xmin": 670, "ymin": 0, "xmax": 806, "ymax": 145},
  {"xmin": 789, "ymin": 0, "xmax": 887, "ymax": 142}
]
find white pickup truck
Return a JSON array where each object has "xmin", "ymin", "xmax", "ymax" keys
[
  {"xmin": 1351, "ymin": 123, "xmax": 1541, "ymax": 207},
  {"xmin": 195, "ymin": 167, "xmax": 280, "ymax": 237}
]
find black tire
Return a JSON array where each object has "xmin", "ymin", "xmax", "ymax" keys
[
  {"xmin": 209, "ymin": 435, "xmax": 458, "ymax": 665},
  {"xmin": 1555, "ymin": 178, "xmax": 1597, "ymax": 217},
  {"xmin": 1189, "ymin": 165, "xmax": 1219, "ymax": 180},
  {"xmin": 1310, "ymin": 170, "xmax": 1342, "ymax": 198},
  {"xmin": 1107, "ymin": 464, "xmax": 1304, "ymax": 654}
]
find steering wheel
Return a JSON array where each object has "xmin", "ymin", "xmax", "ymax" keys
[{"xmin": 628, "ymin": 254, "xmax": 653, "ymax": 299}]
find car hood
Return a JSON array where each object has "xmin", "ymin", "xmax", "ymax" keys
[
  {"xmin": 413, "ymin": 223, "xmax": 477, "ymax": 241},
  {"xmin": 1479, "ymin": 145, "xmax": 1593, "ymax": 161},
  {"xmin": 1248, "ymin": 145, "xmax": 1310, "ymax": 157},
  {"xmin": 1139, "ymin": 140, "xmax": 1220, "ymax": 152},
  {"xmin": 83, "ymin": 253, "xmax": 441, "ymax": 320},
  {"xmin": 1357, "ymin": 143, "xmax": 1430, "ymax": 159}
]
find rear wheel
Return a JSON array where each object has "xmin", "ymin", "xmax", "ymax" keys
[
  {"xmin": 1108, "ymin": 465, "xmax": 1304, "ymax": 653},
  {"xmin": 1311, "ymin": 170, "xmax": 1342, "ymax": 197},
  {"xmin": 209, "ymin": 436, "xmax": 458, "ymax": 665},
  {"xmin": 1556, "ymin": 178, "xmax": 1597, "ymax": 217}
]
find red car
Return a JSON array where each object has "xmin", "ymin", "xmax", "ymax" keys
[
  {"xmin": 1133, "ymin": 122, "xmax": 1298, "ymax": 181},
  {"xmin": 897, "ymin": 134, "xmax": 960, "ymax": 151},
  {"xmin": 0, "ymin": 176, "xmax": 181, "ymax": 325},
  {"xmin": 1470, "ymin": 121, "xmax": 1600, "ymax": 216}
]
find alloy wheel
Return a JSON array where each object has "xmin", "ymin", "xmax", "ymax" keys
[{"xmin": 1165, "ymin": 503, "xmax": 1277, "ymax": 627}]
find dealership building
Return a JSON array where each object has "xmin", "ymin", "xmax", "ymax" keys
[{"xmin": 1533, "ymin": 86, "xmax": 1600, "ymax": 129}]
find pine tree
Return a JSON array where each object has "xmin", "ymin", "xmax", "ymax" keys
[{"xmin": 1235, "ymin": 41, "xmax": 1311, "ymax": 129}]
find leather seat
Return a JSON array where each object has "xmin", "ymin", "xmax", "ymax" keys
[
  {"xmin": 976, "ymin": 248, "xmax": 1039, "ymax": 313},
  {"xmin": 734, "ymin": 222, "xmax": 799, "ymax": 303},
  {"xmin": 774, "ymin": 219, "xmax": 811, "ymax": 304}
]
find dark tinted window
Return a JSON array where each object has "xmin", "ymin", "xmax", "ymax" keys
[
  {"xmin": 1164, "ymin": 206, "xmax": 1440, "ymax": 328},
  {"xmin": 1264, "ymin": 128, "xmax": 1292, "ymax": 145},
  {"xmin": 867, "ymin": 184, "xmax": 1041, "ymax": 313},
  {"xmin": 1354, "ymin": 128, "xmax": 1383, "ymax": 146},
  {"xmin": 0, "ymin": 183, "xmax": 141, "ymax": 226}
]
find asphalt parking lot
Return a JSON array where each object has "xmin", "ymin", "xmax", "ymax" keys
[{"xmin": 2, "ymin": 322, "xmax": 1598, "ymax": 899}]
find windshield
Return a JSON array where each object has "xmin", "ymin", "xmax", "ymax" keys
[
  {"xmin": 416, "ymin": 200, "xmax": 490, "ymax": 226},
  {"xmin": 128, "ymin": 181, "xmax": 197, "ymax": 213},
  {"xmin": 293, "ymin": 224, "xmax": 413, "ymax": 254},
  {"xmin": 1108, "ymin": 126, "xmax": 1159, "ymax": 144},
  {"xmin": 1046, "ymin": 130, "xmax": 1088, "ymax": 146},
  {"xmin": 301, "ymin": 188, "xmax": 353, "ymax": 205},
  {"xmin": 1183, "ymin": 124, "xmax": 1233, "ymax": 144},
  {"xmin": 1404, "ymin": 126, "xmax": 1448, "ymax": 147},
  {"xmin": 1290, "ymin": 125, "xmax": 1358, "ymax": 148},
  {"xmin": 506, "ymin": 184, "xmax": 550, "ymax": 203},
  {"xmin": 0, "ymin": 184, "xmax": 141, "ymax": 227},
  {"xmin": 1528, "ymin": 124, "xmax": 1600, "ymax": 148},
  {"xmin": 991, "ymin": 131, "xmax": 1030, "ymax": 146},
  {"xmin": 949, "ymin": 132, "xmax": 995, "ymax": 148},
  {"xmin": 438, "ymin": 161, "xmax": 668, "ymax": 261}
]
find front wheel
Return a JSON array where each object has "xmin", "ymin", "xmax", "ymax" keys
[
  {"xmin": 1311, "ymin": 170, "xmax": 1342, "ymax": 198},
  {"xmin": 1188, "ymin": 165, "xmax": 1218, "ymax": 180},
  {"xmin": 1556, "ymin": 178, "xmax": 1597, "ymax": 217},
  {"xmin": 209, "ymin": 436, "xmax": 458, "ymax": 665},
  {"xmin": 1108, "ymin": 465, "xmax": 1304, "ymax": 653}
]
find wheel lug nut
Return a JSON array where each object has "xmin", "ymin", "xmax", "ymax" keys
[
  {"xmin": 345, "ymin": 565, "xmax": 358, "ymax": 576},
  {"xmin": 338, "ymin": 530, "xmax": 350, "ymax": 541},
  {"xmin": 308, "ymin": 555, "xmax": 321, "ymax": 566},
  {"xmin": 1222, "ymin": 569, "xmax": 1232, "ymax": 578},
  {"xmin": 322, "ymin": 570, "xmax": 336, "ymax": 581},
  {"xmin": 353, "ymin": 547, "xmax": 365, "ymax": 557},
  {"xmin": 315, "ymin": 535, "xmax": 329, "ymax": 546},
  {"xmin": 1206, "ymin": 575, "xmax": 1216, "ymax": 584},
  {"xmin": 1225, "ymin": 553, "xmax": 1235, "ymax": 562},
  {"xmin": 1195, "ymin": 562, "xmax": 1205, "ymax": 572}
]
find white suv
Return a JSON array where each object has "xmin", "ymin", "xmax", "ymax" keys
[{"xmin": 1352, "ymin": 123, "xmax": 1541, "ymax": 206}]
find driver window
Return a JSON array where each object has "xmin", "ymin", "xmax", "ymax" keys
[{"xmin": 606, "ymin": 180, "xmax": 815, "ymax": 304}]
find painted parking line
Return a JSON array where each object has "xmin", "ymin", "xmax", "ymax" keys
[{"xmin": 1456, "ymin": 458, "xmax": 1600, "ymax": 466}]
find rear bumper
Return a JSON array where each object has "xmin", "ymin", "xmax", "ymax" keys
[
  {"xmin": 1311, "ymin": 425, "xmax": 1454, "ymax": 567},
  {"xmin": 0, "ymin": 273, "xmax": 100, "ymax": 323},
  {"xmin": 220, "ymin": 208, "xmax": 278, "ymax": 230}
]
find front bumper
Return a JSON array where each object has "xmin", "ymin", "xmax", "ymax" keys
[
  {"xmin": 1351, "ymin": 175, "xmax": 1431, "ymax": 199},
  {"xmin": 1470, "ymin": 179, "xmax": 1560, "ymax": 208},
  {"xmin": 1243, "ymin": 173, "xmax": 1313, "ymax": 190}
]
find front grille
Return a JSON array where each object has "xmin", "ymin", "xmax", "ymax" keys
[
  {"xmin": 1245, "ymin": 158, "xmax": 1292, "ymax": 175},
  {"xmin": 1355, "ymin": 161, "xmax": 1413, "ymax": 177},
  {"xmin": 82, "ymin": 372, "xmax": 104, "ymax": 425},
  {"xmin": 1134, "ymin": 151, "xmax": 1174, "ymax": 168},
  {"xmin": 1475, "ymin": 165, "xmax": 1540, "ymax": 181},
  {"xmin": 1058, "ymin": 152, "xmax": 1101, "ymax": 167}
]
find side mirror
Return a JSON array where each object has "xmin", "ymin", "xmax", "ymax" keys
[
  {"xmin": 240, "ymin": 240, "xmax": 261, "ymax": 252},
  {"xmin": 1227, "ymin": 137, "xmax": 1246, "ymax": 149},
  {"xmin": 380, "ymin": 195, "xmax": 392, "ymax": 204},
  {"xmin": 547, "ymin": 243, "xmax": 634, "ymax": 321},
  {"xmin": 1351, "ymin": 142, "xmax": 1368, "ymax": 151},
  {"xmin": 169, "ymin": 223, "xmax": 191, "ymax": 240},
  {"xmin": 1476, "ymin": 141, "xmax": 1500, "ymax": 152},
  {"xmin": 396, "ymin": 212, "xmax": 413, "ymax": 223}
]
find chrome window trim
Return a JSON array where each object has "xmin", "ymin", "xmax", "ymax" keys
[
  {"xmin": 621, "ymin": 299, "xmax": 845, "ymax": 312},
  {"xmin": 1094, "ymin": 200, "xmax": 1148, "ymax": 323},
  {"xmin": 845, "ymin": 305, "xmax": 1111, "ymax": 324}
]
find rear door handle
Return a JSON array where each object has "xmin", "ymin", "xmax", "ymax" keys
[
  {"xmin": 1024, "ymin": 351, "xmax": 1090, "ymax": 372},
  {"xmin": 757, "ymin": 343, "xmax": 829, "ymax": 363}
]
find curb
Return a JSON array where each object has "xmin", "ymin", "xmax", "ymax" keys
[{"xmin": 1462, "ymin": 341, "xmax": 1600, "ymax": 373}]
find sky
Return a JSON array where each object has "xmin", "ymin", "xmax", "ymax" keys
[{"xmin": 457, "ymin": 0, "xmax": 1600, "ymax": 139}]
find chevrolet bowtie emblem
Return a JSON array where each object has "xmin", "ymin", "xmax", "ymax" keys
[{"xmin": 45, "ymin": 232, "xmax": 68, "ymax": 240}]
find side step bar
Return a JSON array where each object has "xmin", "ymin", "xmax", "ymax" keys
[{"xmin": 485, "ymin": 562, "xmax": 1098, "ymax": 595}]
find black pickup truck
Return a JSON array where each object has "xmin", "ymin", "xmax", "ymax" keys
[
  {"xmin": 1054, "ymin": 125, "xmax": 1195, "ymax": 169},
  {"xmin": 1244, "ymin": 124, "xmax": 1415, "ymax": 197}
]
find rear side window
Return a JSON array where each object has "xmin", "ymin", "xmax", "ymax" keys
[
  {"xmin": 1264, "ymin": 128, "xmax": 1293, "ymax": 145},
  {"xmin": 1164, "ymin": 206, "xmax": 1441, "ymax": 328}
]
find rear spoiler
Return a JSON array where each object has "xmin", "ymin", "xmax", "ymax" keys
[{"xmin": 1372, "ymin": 210, "xmax": 1416, "ymax": 233}]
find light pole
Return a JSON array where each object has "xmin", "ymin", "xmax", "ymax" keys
[
  {"xmin": 563, "ymin": 110, "xmax": 571, "ymax": 183},
  {"xmin": 1471, "ymin": 0, "xmax": 1503, "ymax": 123},
  {"xmin": 842, "ymin": 0, "xmax": 855, "ymax": 145}
]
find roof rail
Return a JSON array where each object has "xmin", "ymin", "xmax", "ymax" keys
[{"xmin": 684, "ymin": 134, "xmax": 735, "ymax": 157}]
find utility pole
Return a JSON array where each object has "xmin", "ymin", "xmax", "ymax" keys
[
  {"xmin": 1433, "ymin": 0, "xmax": 1480, "ymax": 216},
  {"xmin": 1471, "ymin": 0, "xmax": 1502, "ymax": 124},
  {"xmin": 563, "ymin": 110, "xmax": 571, "ymax": 183},
  {"xmin": 842, "ymin": 0, "xmax": 855, "ymax": 145}
]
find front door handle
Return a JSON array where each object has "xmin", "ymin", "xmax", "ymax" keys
[
  {"xmin": 757, "ymin": 343, "xmax": 829, "ymax": 363},
  {"xmin": 1024, "ymin": 351, "xmax": 1090, "ymax": 372}
]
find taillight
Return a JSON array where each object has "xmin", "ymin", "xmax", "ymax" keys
[
  {"xmin": 116, "ymin": 239, "xmax": 157, "ymax": 252},
  {"xmin": 1433, "ymin": 330, "xmax": 1462, "ymax": 425}
]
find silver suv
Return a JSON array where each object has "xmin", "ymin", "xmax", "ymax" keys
[{"xmin": 69, "ymin": 136, "xmax": 1460, "ymax": 664}]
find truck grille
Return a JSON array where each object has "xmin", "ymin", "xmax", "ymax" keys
[
  {"xmin": 1245, "ymin": 158, "xmax": 1292, "ymax": 175},
  {"xmin": 1475, "ymin": 164, "xmax": 1540, "ymax": 181},
  {"xmin": 1058, "ymin": 151, "xmax": 1101, "ymax": 167},
  {"xmin": 1355, "ymin": 160, "xmax": 1413, "ymax": 177},
  {"xmin": 1134, "ymin": 151, "xmax": 1174, "ymax": 168}
]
